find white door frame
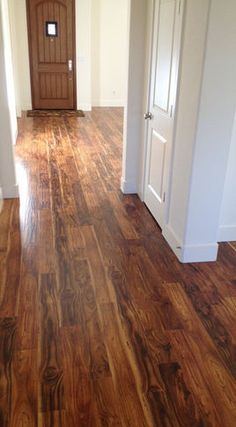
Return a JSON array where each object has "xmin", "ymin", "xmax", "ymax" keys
[
  {"xmin": 122, "ymin": 0, "xmax": 185, "ymax": 230},
  {"xmin": 142, "ymin": 0, "xmax": 185, "ymax": 226}
]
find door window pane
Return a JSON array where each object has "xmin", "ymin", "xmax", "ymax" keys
[{"xmin": 46, "ymin": 21, "xmax": 58, "ymax": 37}]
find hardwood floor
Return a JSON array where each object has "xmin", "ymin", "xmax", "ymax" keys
[{"xmin": 0, "ymin": 107, "xmax": 236, "ymax": 426}]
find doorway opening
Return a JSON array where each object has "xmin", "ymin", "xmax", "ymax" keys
[{"xmin": 26, "ymin": 0, "xmax": 77, "ymax": 110}]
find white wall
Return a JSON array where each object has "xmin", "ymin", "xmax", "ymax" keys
[
  {"xmin": 163, "ymin": 0, "xmax": 236, "ymax": 262},
  {"xmin": 91, "ymin": 0, "xmax": 128, "ymax": 107},
  {"xmin": 218, "ymin": 112, "xmax": 236, "ymax": 242},
  {"xmin": 0, "ymin": 0, "xmax": 18, "ymax": 198},
  {"xmin": 0, "ymin": 185, "xmax": 3, "ymax": 212},
  {"xmin": 162, "ymin": 0, "xmax": 211, "ymax": 257},
  {"xmin": 76, "ymin": 0, "xmax": 92, "ymax": 111},
  {"xmin": 121, "ymin": 0, "xmax": 150, "ymax": 193},
  {"xmin": 1, "ymin": 0, "xmax": 18, "ymax": 139},
  {"xmin": 8, "ymin": 0, "xmax": 32, "ymax": 114}
]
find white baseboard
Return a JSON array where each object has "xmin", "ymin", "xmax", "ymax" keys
[
  {"xmin": 162, "ymin": 224, "xmax": 183, "ymax": 260},
  {"xmin": 0, "ymin": 186, "xmax": 3, "ymax": 213},
  {"xmin": 181, "ymin": 243, "xmax": 218, "ymax": 263},
  {"xmin": 92, "ymin": 99, "xmax": 125, "ymax": 108},
  {"xmin": 78, "ymin": 104, "xmax": 92, "ymax": 112},
  {"xmin": 13, "ymin": 126, "xmax": 18, "ymax": 145},
  {"xmin": 120, "ymin": 177, "xmax": 137, "ymax": 194},
  {"xmin": 163, "ymin": 224, "xmax": 218, "ymax": 263},
  {"xmin": 218, "ymin": 225, "xmax": 236, "ymax": 242},
  {"xmin": 2, "ymin": 184, "xmax": 19, "ymax": 199},
  {"xmin": 22, "ymin": 105, "xmax": 32, "ymax": 112}
]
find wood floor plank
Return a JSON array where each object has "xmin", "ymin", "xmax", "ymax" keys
[
  {"xmin": 165, "ymin": 282, "xmax": 236, "ymax": 426},
  {"xmin": 169, "ymin": 330, "xmax": 224, "ymax": 427},
  {"xmin": 15, "ymin": 270, "xmax": 38, "ymax": 351},
  {"xmin": 0, "ymin": 317, "xmax": 17, "ymax": 426},
  {"xmin": 10, "ymin": 350, "xmax": 37, "ymax": 427},
  {"xmin": 0, "ymin": 200, "xmax": 21, "ymax": 317},
  {"xmin": 60, "ymin": 326, "xmax": 98, "ymax": 427},
  {"xmin": 39, "ymin": 273, "xmax": 64, "ymax": 413},
  {"xmin": 100, "ymin": 303, "xmax": 153, "ymax": 427}
]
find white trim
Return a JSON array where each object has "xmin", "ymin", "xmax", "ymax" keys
[
  {"xmin": 181, "ymin": 243, "xmax": 219, "ymax": 263},
  {"xmin": 0, "ymin": 186, "xmax": 3, "ymax": 213},
  {"xmin": 218, "ymin": 225, "xmax": 236, "ymax": 242},
  {"xmin": 92, "ymin": 100, "xmax": 125, "ymax": 108},
  {"xmin": 22, "ymin": 105, "xmax": 33, "ymax": 111},
  {"xmin": 163, "ymin": 224, "xmax": 218, "ymax": 263},
  {"xmin": 2, "ymin": 184, "xmax": 19, "ymax": 199},
  {"xmin": 78, "ymin": 104, "xmax": 92, "ymax": 112},
  {"xmin": 13, "ymin": 125, "xmax": 18, "ymax": 145},
  {"xmin": 162, "ymin": 224, "xmax": 183, "ymax": 259},
  {"xmin": 120, "ymin": 177, "xmax": 137, "ymax": 194}
]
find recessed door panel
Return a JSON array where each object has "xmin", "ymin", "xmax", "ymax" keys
[
  {"xmin": 154, "ymin": 0, "xmax": 176, "ymax": 112},
  {"xmin": 27, "ymin": 0, "xmax": 76, "ymax": 109},
  {"xmin": 149, "ymin": 130, "xmax": 166, "ymax": 202}
]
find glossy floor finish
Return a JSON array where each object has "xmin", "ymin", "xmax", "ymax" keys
[{"xmin": 0, "ymin": 108, "xmax": 236, "ymax": 426}]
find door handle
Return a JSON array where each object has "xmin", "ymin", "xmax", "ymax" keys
[
  {"xmin": 144, "ymin": 112, "xmax": 153, "ymax": 120},
  {"xmin": 68, "ymin": 60, "xmax": 73, "ymax": 71}
]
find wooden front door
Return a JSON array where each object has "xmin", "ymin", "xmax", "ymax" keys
[{"xmin": 27, "ymin": 0, "xmax": 76, "ymax": 110}]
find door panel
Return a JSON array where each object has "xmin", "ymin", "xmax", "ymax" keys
[
  {"xmin": 154, "ymin": 0, "xmax": 176, "ymax": 111},
  {"xmin": 149, "ymin": 130, "xmax": 166, "ymax": 201},
  {"xmin": 27, "ymin": 0, "xmax": 76, "ymax": 109},
  {"xmin": 144, "ymin": 0, "xmax": 184, "ymax": 228}
]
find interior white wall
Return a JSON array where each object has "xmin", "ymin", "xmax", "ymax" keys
[
  {"xmin": 218, "ymin": 111, "xmax": 236, "ymax": 242},
  {"xmin": 164, "ymin": 0, "xmax": 236, "ymax": 262},
  {"xmin": 121, "ymin": 0, "xmax": 149, "ymax": 193},
  {"xmin": 0, "ymin": 0, "xmax": 18, "ymax": 198},
  {"xmin": 8, "ymin": 0, "xmax": 92, "ymax": 113},
  {"xmin": 1, "ymin": 0, "xmax": 18, "ymax": 141},
  {"xmin": 8, "ymin": 0, "xmax": 32, "ymax": 114},
  {"xmin": 162, "ymin": 0, "xmax": 211, "ymax": 256},
  {"xmin": 76, "ymin": 0, "xmax": 92, "ymax": 111},
  {"xmin": 0, "ymin": 186, "xmax": 3, "ymax": 212},
  {"xmin": 91, "ymin": 0, "xmax": 128, "ymax": 107}
]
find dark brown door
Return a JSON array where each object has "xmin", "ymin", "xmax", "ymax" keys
[{"xmin": 27, "ymin": 0, "xmax": 76, "ymax": 109}]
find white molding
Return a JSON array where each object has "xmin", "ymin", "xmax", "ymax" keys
[
  {"xmin": 78, "ymin": 104, "xmax": 92, "ymax": 112},
  {"xmin": 120, "ymin": 177, "xmax": 137, "ymax": 194},
  {"xmin": 22, "ymin": 105, "xmax": 32, "ymax": 111},
  {"xmin": 162, "ymin": 224, "xmax": 183, "ymax": 260},
  {"xmin": 2, "ymin": 184, "xmax": 19, "ymax": 199},
  {"xmin": 163, "ymin": 224, "xmax": 218, "ymax": 263},
  {"xmin": 92, "ymin": 99, "xmax": 125, "ymax": 108},
  {"xmin": 13, "ymin": 125, "xmax": 18, "ymax": 145},
  {"xmin": 0, "ymin": 186, "xmax": 3, "ymax": 213},
  {"xmin": 218, "ymin": 225, "xmax": 236, "ymax": 242},
  {"xmin": 181, "ymin": 243, "xmax": 218, "ymax": 263}
]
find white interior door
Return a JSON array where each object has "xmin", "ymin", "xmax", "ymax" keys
[{"xmin": 144, "ymin": 0, "xmax": 184, "ymax": 228}]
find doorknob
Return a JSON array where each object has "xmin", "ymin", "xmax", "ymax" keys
[
  {"xmin": 68, "ymin": 60, "xmax": 73, "ymax": 71},
  {"xmin": 144, "ymin": 112, "xmax": 153, "ymax": 120}
]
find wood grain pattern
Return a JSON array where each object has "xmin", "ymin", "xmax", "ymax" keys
[
  {"xmin": 0, "ymin": 318, "xmax": 17, "ymax": 426},
  {"xmin": 0, "ymin": 108, "xmax": 235, "ymax": 425}
]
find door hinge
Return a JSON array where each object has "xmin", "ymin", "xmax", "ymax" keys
[
  {"xmin": 163, "ymin": 192, "xmax": 166, "ymax": 203},
  {"xmin": 170, "ymin": 105, "xmax": 174, "ymax": 118}
]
